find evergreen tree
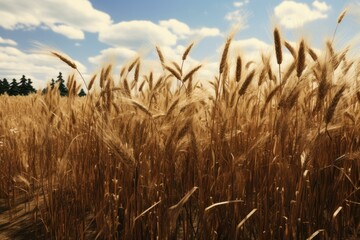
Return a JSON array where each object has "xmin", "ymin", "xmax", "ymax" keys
[
  {"xmin": 8, "ymin": 78, "xmax": 19, "ymax": 96},
  {"xmin": 42, "ymin": 87, "xmax": 48, "ymax": 95},
  {"xmin": 18, "ymin": 75, "xmax": 29, "ymax": 95},
  {"xmin": 78, "ymin": 88, "xmax": 86, "ymax": 97},
  {"xmin": 0, "ymin": 78, "xmax": 10, "ymax": 95},
  {"xmin": 42, "ymin": 78, "xmax": 55, "ymax": 95},
  {"xmin": 56, "ymin": 72, "xmax": 68, "ymax": 96},
  {"xmin": 26, "ymin": 78, "xmax": 36, "ymax": 94},
  {"xmin": 50, "ymin": 78, "xmax": 55, "ymax": 89}
]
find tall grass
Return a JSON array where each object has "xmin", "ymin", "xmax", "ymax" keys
[{"xmin": 0, "ymin": 15, "xmax": 360, "ymax": 239}]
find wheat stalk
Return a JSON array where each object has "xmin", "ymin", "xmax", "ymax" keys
[
  {"xmin": 235, "ymin": 56, "xmax": 242, "ymax": 82},
  {"xmin": 156, "ymin": 46, "xmax": 165, "ymax": 66},
  {"xmin": 220, "ymin": 34, "xmax": 234, "ymax": 75},
  {"xmin": 274, "ymin": 28, "xmax": 283, "ymax": 65},
  {"xmin": 325, "ymin": 85, "xmax": 346, "ymax": 125},
  {"xmin": 88, "ymin": 74, "xmax": 97, "ymax": 91},
  {"xmin": 164, "ymin": 65, "xmax": 181, "ymax": 80},
  {"xmin": 297, "ymin": 40, "xmax": 305, "ymax": 78},
  {"xmin": 284, "ymin": 41, "xmax": 296, "ymax": 59},
  {"xmin": 182, "ymin": 65, "xmax": 202, "ymax": 83},
  {"xmin": 182, "ymin": 42, "xmax": 194, "ymax": 61},
  {"xmin": 308, "ymin": 47, "xmax": 318, "ymax": 61},
  {"xmin": 238, "ymin": 69, "xmax": 255, "ymax": 96},
  {"xmin": 274, "ymin": 28, "xmax": 283, "ymax": 92}
]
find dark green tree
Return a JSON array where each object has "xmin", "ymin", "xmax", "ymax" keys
[
  {"xmin": 8, "ymin": 78, "xmax": 19, "ymax": 96},
  {"xmin": 42, "ymin": 87, "xmax": 48, "ymax": 95},
  {"xmin": 0, "ymin": 78, "xmax": 10, "ymax": 95},
  {"xmin": 56, "ymin": 72, "xmax": 68, "ymax": 96},
  {"xmin": 26, "ymin": 78, "xmax": 36, "ymax": 94},
  {"xmin": 50, "ymin": 78, "xmax": 55, "ymax": 89},
  {"xmin": 18, "ymin": 75, "xmax": 29, "ymax": 95},
  {"xmin": 42, "ymin": 78, "xmax": 55, "ymax": 95},
  {"xmin": 78, "ymin": 88, "xmax": 86, "ymax": 97}
]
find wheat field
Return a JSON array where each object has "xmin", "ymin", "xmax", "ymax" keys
[{"xmin": 0, "ymin": 13, "xmax": 360, "ymax": 240}]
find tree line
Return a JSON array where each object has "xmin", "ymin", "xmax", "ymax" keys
[{"xmin": 0, "ymin": 72, "xmax": 86, "ymax": 97}]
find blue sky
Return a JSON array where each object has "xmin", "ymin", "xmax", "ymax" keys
[{"xmin": 0, "ymin": 0, "xmax": 358, "ymax": 88}]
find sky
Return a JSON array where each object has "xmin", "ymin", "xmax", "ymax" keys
[{"xmin": 0, "ymin": 0, "xmax": 359, "ymax": 89}]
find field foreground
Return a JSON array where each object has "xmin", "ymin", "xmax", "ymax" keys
[{"xmin": 1, "ymin": 33, "xmax": 360, "ymax": 239}]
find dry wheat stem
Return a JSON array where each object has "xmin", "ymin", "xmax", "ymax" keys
[
  {"xmin": 235, "ymin": 56, "xmax": 242, "ymax": 82},
  {"xmin": 274, "ymin": 28, "xmax": 283, "ymax": 94},
  {"xmin": 297, "ymin": 40, "xmax": 305, "ymax": 78},
  {"xmin": 182, "ymin": 42, "xmax": 194, "ymax": 61}
]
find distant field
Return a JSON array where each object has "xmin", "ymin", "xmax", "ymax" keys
[{"xmin": 1, "ymin": 17, "xmax": 360, "ymax": 239}]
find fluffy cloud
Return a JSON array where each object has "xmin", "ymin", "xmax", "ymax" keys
[
  {"xmin": 159, "ymin": 19, "xmax": 191, "ymax": 38},
  {"xmin": 0, "ymin": 46, "xmax": 86, "ymax": 89},
  {"xmin": 312, "ymin": 1, "xmax": 331, "ymax": 12},
  {"xmin": 0, "ymin": 0, "xmax": 112, "ymax": 39},
  {"xmin": 0, "ymin": 36, "xmax": 17, "ymax": 46},
  {"xmin": 160, "ymin": 19, "xmax": 221, "ymax": 39},
  {"xmin": 225, "ymin": 1, "xmax": 250, "ymax": 26},
  {"xmin": 274, "ymin": 1, "xmax": 330, "ymax": 29},
  {"xmin": 225, "ymin": 10, "xmax": 248, "ymax": 25},
  {"xmin": 232, "ymin": 38, "xmax": 271, "ymax": 53},
  {"xmin": 88, "ymin": 47, "xmax": 138, "ymax": 65},
  {"xmin": 98, "ymin": 21, "xmax": 177, "ymax": 49},
  {"xmin": 50, "ymin": 25, "xmax": 85, "ymax": 40},
  {"xmin": 233, "ymin": 0, "xmax": 250, "ymax": 8},
  {"xmin": 98, "ymin": 19, "xmax": 221, "ymax": 50}
]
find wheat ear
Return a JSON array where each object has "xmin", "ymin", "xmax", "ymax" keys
[
  {"xmin": 274, "ymin": 28, "xmax": 283, "ymax": 92},
  {"xmin": 51, "ymin": 51, "xmax": 88, "ymax": 90},
  {"xmin": 296, "ymin": 40, "xmax": 305, "ymax": 78}
]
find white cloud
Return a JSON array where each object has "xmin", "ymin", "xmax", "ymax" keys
[
  {"xmin": 233, "ymin": 38, "xmax": 270, "ymax": 51},
  {"xmin": 0, "ymin": 36, "xmax": 17, "ymax": 46},
  {"xmin": 274, "ymin": 1, "xmax": 330, "ymax": 29},
  {"xmin": 312, "ymin": 1, "xmax": 331, "ymax": 12},
  {"xmin": 225, "ymin": 10, "xmax": 248, "ymax": 25},
  {"xmin": 195, "ymin": 27, "xmax": 221, "ymax": 38},
  {"xmin": 234, "ymin": 2, "xmax": 244, "ymax": 7},
  {"xmin": 99, "ymin": 20, "xmax": 177, "ymax": 49},
  {"xmin": 50, "ymin": 24, "xmax": 85, "ymax": 40},
  {"xmin": 233, "ymin": 0, "xmax": 250, "ymax": 8},
  {"xmin": 0, "ymin": 0, "xmax": 112, "ymax": 39},
  {"xmin": 88, "ymin": 47, "xmax": 138, "ymax": 65},
  {"xmin": 160, "ymin": 19, "xmax": 221, "ymax": 39},
  {"xmin": 159, "ymin": 19, "xmax": 191, "ymax": 39},
  {"xmin": 0, "ymin": 46, "xmax": 87, "ymax": 89},
  {"xmin": 225, "ymin": 1, "xmax": 250, "ymax": 26},
  {"xmin": 230, "ymin": 38, "xmax": 272, "ymax": 62}
]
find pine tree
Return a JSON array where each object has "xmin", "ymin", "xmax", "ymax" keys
[
  {"xmin": 18, "ymin": 75, "xmax": 29, "ymax": 95},
  {"xmin": 42, "ymin": 87, "xmax": 48, "ymax": 95},
  {"xmin": 8, "ymin": 78, "xmax": 19, "ymax": 96},
  {"xmin": 56, "ymin": 72, "xmax": 68, "ymax": 96},
  {"xmin": 78, "ymin": 88, "xmax": 86, "ymax": 97},
  {"xmin": 27, "ymin": 78, "xmax": 36, "ymax": 94},
  {"xmin": 0, "ymin": 78, "xmax": 10, "ymax": 95},
  {"xmin": 50, "ymin": 78, "xmax": 55, "ymax": 89}
]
